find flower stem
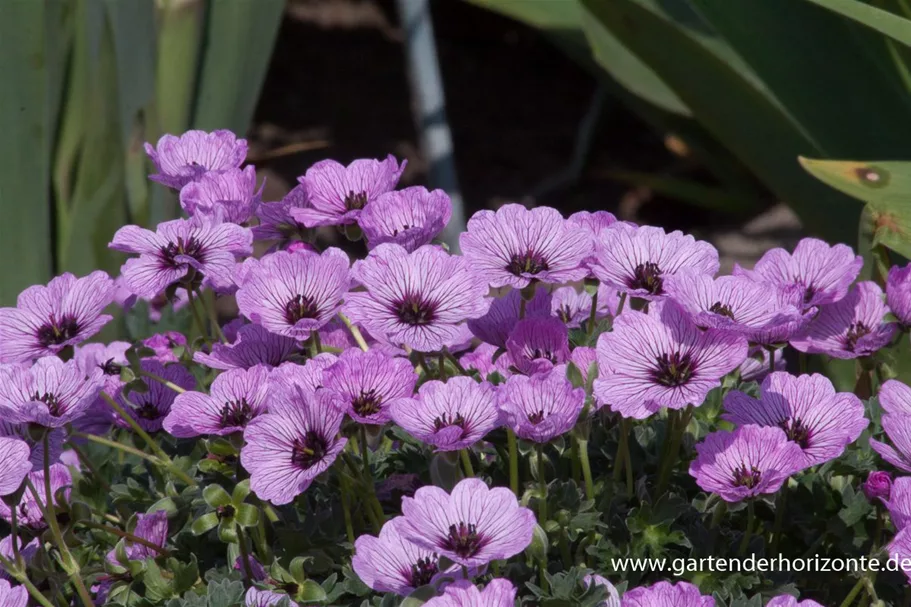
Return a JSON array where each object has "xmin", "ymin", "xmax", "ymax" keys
[
  {"xmin": 586, "ymin": 289, "xmax": 599, "ymax": 337},
  {"xmin": 507, "ymin": 429, "xmax": 520, "ymax": 496},
  {"xmin": 77, "ymin": 520, "xmax": 170, "ymax": 556},
  {"xmin": 536, "ymin": 443, "xmax": 548, "ymax": 523},
  {"xmin": 460, "ymin": 449, "xmax": 475, "ymax": 478},
  {"xmin": 0, "ymin": 553, "xmax": 56, "ymax": 607},
  {"xmin": 840, "ymin": 578, "xmax": 865, "ymax": 607},
  {"xmin": 577, "ymin": 438, "xmax": 594, "ymax": 501},
  {"xmin": 198, "ymin": 288, "xmax": 227, "ymax": 343},
  {"xmin": 137, "ymin": 370, "xmax": 187, "ymax": 394},
  {"xmin": 338, "ymin": 312, "xmax": 369, "ymax": 351},
  {"xmin": 738, "ymin": 500, "xmax": 755, "ymax": 557},
  {"xmin": 339, "ymin": 473, "xmax": 356, "ymax": 544},
  {"xmin": 770, "ymin": 488, "xmax": 788, "ymax": 555},
  {"xmin": 437, "ymin": 352, "xmax": 447, "ymax": 380},
  {"xmin": 100, "ymin": 392, "xmax": 169, "ymax": 459},
  {"xmin": 67, "ymin": 441, "xmax": 112, "ymax": 493},
  {"xmin": 798, "ymin": 351, "xmax": 807, "ymax": 375},
  {"xmin": 519, "ymin": 298, "xmax": 527, "ymax": 320},
  {"xmin": 656, "ymin": 407, "xmax": 692, "ymax": 497},
  {"xmin": 769, "ymin": 348, "xmax": 777, "ymax": 377},
  {"xmin": 358, "ymin": 426, "xmax": 385, "ymax": 527},
  {"xmin": 9, "ymin": 502, "xmax": 20, "ymax": 564},
  {"xmin": 73, "ymin": 430, "xmax": 196, "ymax": 487},
  {"xmin": 236, "ymin": 526, "xmax": 255, "ymax": 583},
  {"xmin": 615, "ymin": 292, "xmax": 627, "ymax": 316},
  {"xmin": 186, "ymin": 288, "xmax": 210, "ymax": 342},
  {"xmin": 443, "ymin": 348, "xmax": 467, "ymax": 375}
]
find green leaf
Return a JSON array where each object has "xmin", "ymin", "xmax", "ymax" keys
[
  {"xmin": 234, "ymin": 503, "xmax": 259, "ymax": 528},
  {"xmin": 143, "ymin": 558, "xmax": 176, "ymax": 602},
  {"xmin": 206, "ymin": 579, "xmax": 245, "ymax": 607},
  {"xmin": 203, "ymin": 484, "xmax": 232, "ymax": 508},
  {"xmin": 296, "ymin": 580, "xmax": 328, "ymax": 603},
  {"xmin": 802, "ymin": 0, "xmax": 911, "ymax": 48},
  {"xmin": 231, "ymin": 479, "xmax": 251, "ymax": 504},
  {"xmin": 190, "ymin": 512, "xmax": 218, "ymax": 536}
]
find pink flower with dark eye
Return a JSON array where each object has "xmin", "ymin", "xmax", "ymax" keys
[
  {"xmin": 179, "ymin": 165, "xmax": 263, "ymax": 224},
  {"xmin": 145, "ymin": 129, "xmax": 247, "ymax": 190},
  {"xmin": 322, "ymin": 349, "xmax": 417, "ymax": 425},
  {"xmin": 359, "ymin": 186, "xmax": 452, "ymax": 252}
]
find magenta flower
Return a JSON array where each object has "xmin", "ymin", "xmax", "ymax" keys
[
  {"xmin": 594, "ymin": 303, "xmax": 747, "ymax": 419},
  {"xmin": 245, "ymin": 588, "xmax": 297, "ymax": 607},
  {"xmin": 241, "ymin": 389, "xmax": 346, "ymax": 505},
  {"xmin": 106, "ymin": 510, "xmax": 168, "ymax": 565},
  {"xmin": 253, "ymin": 184, "xmax": 312, "ymax": 249},
  {"xmin": 0, "ymin": 358, "xmax": 104, "ymax": 428},
  {"xmin": 689, "ymin": 425, "xmax": 801, "ymax": 503},
  {"xmin": 399, "ymin": 478, "xmax": 535, "ymax": 567},
  {"xmin": 467, "ymin": 288, "xmax": 551, "ymax": 349},
  {"xmin": 271, "ymin": 354, "xmax": 339, "ymax": 395},
  {"xmin": 290, "ymin": 155, "xmax": 405, "ymax": 227},
  {"xmin": 145, "ymin": 129, "xmax": 247, "ymax": 190},
  {"xmin": 791, "ymin": 281, "xmax": 897, "ymax": 359},
  {"xmin": 723, "ymin": 372, "xmax": 867, "ymax": 468},
  {"xmin": 143, "ymin": 331, "xmax": 187, "ymax": 364},
  {"xmin": 179, "ymin": 166, "xmax": 262, "ymax": 224},
  {"xmin": 236, "ymin": 248, "xmax": 350, "ymax": 340},
  {"xmin": 460, "ymin": 204, "xmax": 591, "ymax": 289},
  {"xmin": 0, "ymin": 271, "xmax": 115, "ymax": 363},
  {"xmin": 497, "ymin": 368, "xmax": 584, "ymax": 443},
  {"xmin": 460, "ymin": 343, "xmax": 513, "ymax": 382},
  {"xmin": 584, "ymin": 574, "xmax": 620, "ymax": 607},
  {"xmin": 863, "ymin": 471, "xmax": 892, "ymax": 502},
  {"xmin": 344, "ymin": 244, "xmax": 491, "ymax": 352},
  {"xmin": 887, "ymin": 263, "xmax": 911, "ymax": 327},
  {"xmin": 884, "ymin": 477, "xmax": 911, "ymax": 530},
  {"xmin": 0, "ymin": 464, "xmax": 71, "ymax": 529},
  {"xmin": 359, "ymin": 186, "xmax": 452, "ymax": 252},
  {"xmin": 194, "ymin": 323, "xmax": 300, "ymax": 370},
  {"xmin": 591, "ymin": 224, "xmax": 719, "ymax": 300},
  {"xmin": 766, "ymin": 597, "xmax": 824, "ymax": 607},
  {"xmin": 164, "ymin": 365, "xmax": 270, "ymax": 437},
  {"xmin": 0, "ymin": 437, "xmax": 32, "ymax": 496},
  {"xmin": 870, "ymin": 380, "xmax": 911, "ymax": 472},
  {"xmin": 322, "ymin": 349, "xmax": 416, "ymax": 425},
  {"xmin": 734, "ymin": 237, "xmax": 863, "ymax": 310},
  {"xmin": 423, "ymin": 579, "xmax": 517, "ymax": 607},
  {"xmin": 664, "ymin": 270, "xmax": 802, "ymax": 333},
  {"xmin": 551, "ymin": 285, "xmax": 619, "ymax": 328},
  {"xmin": 353, "ymin": 516, "xmax": 463, "ymax": 596},
  {"xmin": 506, "ymin": 317, "xmax": 570, "ymax": 376},
  {"xmin": 112, "ymin": 360, "xmax": 196, "ymax": 433},
  {"xmin": 391, "ymin": 377, "xmax": 500, "ymax": 451},
  {"xmin": 110, "ymin": 215, "xmax": 252, "ymax": 298},
  {"xmin": 622, "ymin": 581, "xmax": 714, "ymax": 607},
  {"xmin": 0, "ymin": 579, "xmax": 27, "ymax": 607}
]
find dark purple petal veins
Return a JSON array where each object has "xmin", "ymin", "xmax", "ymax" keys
[
  {"xmin": 628, "ymin": 261, "xmax": 663, "ymax": 295},
  {"xmin": 220, "ymin": 398, "xmax": 255, "ymax": 428},
  {"xmin": 352, "ymin": 389, "xmax": 382, "ymax": 417},
  {"xmin": 779, "ymin": 418, "xmax": 811, "ymax": 450},
  {"xmin": 433, "ymin": 413, "xmax": 466, "ymax": 433},
  {"xmin": 393, "ymin": 293, "xmax": 438, "ymax": 326},
  {"xmin": 33, "ymin": 391, "xmax": 63, "ymax": 417},
  {"xmin": 284, "ymin": 294, "xmax": 320, "ymax": 325},
  {"xmin": 444, "ymin": 522, "xmax": 482, "ymax": 558},
  {"xmin": 709, "ymin": 301, "xmax": 735, "ymax": 319},
  {"xmin": 845, "ymin": 322, "xmax": 871, "ymax": 352},
  {"xmin": 344, "ymin": 191, "xmax": 368, "ymax": 211},
  {"xmin": 36, "ymin": 314, "xmax": 80, "ymax": 347},
  {"xmin": 159, "ymin": 236, "xmax": 204, "ymax": 269},
  {"xmin": 506, "ymin": 250, "xmax": 549, "ymax": 277},
  {"xmin": 650, "ymin": 351, "xmax": 696, "ymax": 387},
  {"xmin": 291, "ymin": 430, "xmax": 329, "ymax": 470},
  {"xmin": 408, "ymin": 556, "xmax": 439, "ymax": 587},
  {"xmin": 732, "ymin": 464, "xmax": 762, "ymax": 489}
]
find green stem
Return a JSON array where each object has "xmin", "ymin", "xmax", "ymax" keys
[
  {"xmin": 798, "ymin": 351, "xmax": 807, "ymax": 376},
  {"xmin": 73, "ymin": 431, "xmax": 197, "ymax": 487},
  {"xmin": 78, "ymin": 521, "xmax": 170, "ymax": 556},
  {"xmin": 339, "ymin": 473, "xmax": 356, "ymax": 544},
  {"xmin": 100, "ymin": 392, "xmax": 170, "ymax": 460},
  {"xmin": 771, "ymin": 488, "xmax": 788, "ymax": 555},
  {"xmin": 587, "ymin": 289, "xmax": 599, "ymax": 336},
  {"xmin": 460, "ymin": 449, "xmax": 475, "ymax": 478},
  {"xmin": 236, "ymin": 526, "xmax": 254, "ymax": 583},
  {"xmin": 840, "ymin": 578, "xmax": 865, "ymax": 607},
  {"xmin": 577, "ymin": 438, "xmax": 594, "ymax": 501},
  {"xmin": 656, "ymin": 407, "xmax": 692, "ymax": 497},
  {"xmin": 443, "ymin": 348, "xmax": 466, "ymax": 375},
  {"xmin": 738, "ymin": 501, "xmax": 755, "ymax": 557},
  {"xmin": 615, "ymin": 292, "xmax": 627, "ymax": 316},
  {"xmin": 536, "ymin": 443, "xmax": 548, "ymax": 523},
  {"xmin": 9, "ymin": 501, "xmax": 20, "ymax": 564},
  {"xmin": 67, "ymin": 441, "xmax": 112, "ymax": 493},
  {"xmin": 357, "ymin": 428, "xmax": 385, "ymax": 527},
  {"xmin": 613, "ymin": 422, "xmax": 627, "ymax": 483},
  {"xmin": 570, "ymin": 437, "xmax": 581, "ymax": 484},
  {"xmin": 559, "ymin": 528, "xmax": 573, "ymax": 568},
  {"xmin": 186, "ymin": 288, "xmax": 210, "ymax": 341},
  {"xmin": 507, "ymin": 429, "xmax": 520, "ymax": 496},
  {"xmin": 0, "ymin": 554, "xmax": 56, "ymax": 607},
  {"xmin": 198, "ymin": 288, "xmax": 227, "ymax": 343},
  {"xmin": 769, "ymin": 348, "xmax": 777, "ymax": 377},
  {"xmin": 339, "ymin": 313, "xmax": 369, "ymax": 351},
  {"xmin": 438, "ymin": 352, "xmax": 447, "ymax": 380},
  {"xmin": 137, "ymin": 370, "xmax": 187, "ymax": 394}
]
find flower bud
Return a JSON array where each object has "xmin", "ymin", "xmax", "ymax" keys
[{"xmin": 863, "ymin": 470, "xmax": 892, "ymax": 502}]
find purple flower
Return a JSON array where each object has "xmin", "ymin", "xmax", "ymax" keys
[
  {"xmin": 179, "ymin": 166, "xmax": 262, "ymax": 224},
  {"xmin": 245, "ymin": 588, "xmax": 297, "ymax": 607},
  {"xmin": 738, "ymin": 347, "xmax": 785, "ymax": 383},
  {"xmin": 591, "ymin": 224, "xmax": 719, "ymax": 300},
  {"xmin": 0, "ymin": 421, "xmax": 64, "ymax": 470},
  {"xmin": 423, "ymin": 579, "xmax": 517, "ymax": 607},
  {"xmin": 391, "ymin": 377, "xmax": 500, "ymax": 451},
  {"xmin": 0, "ymin": 536, "xmax": 39, "ymax": 580},
  {"xmin": 551, "ymin": 285, "xmax": 618, "ymax": 328},
  {"xmin": 497, "ymin": 368, "xmax": 584, "ymax": 443},
  {"xmin": 353, "ymin": 516, "xmax": 463, "ymax": 596},
  {"xmin": 467, "ymin": 288, "xmax": 552, "ymax": 349},
  {"xmin": 145, "ymin": 130, "xmax": 247, "ymax": 190},
  {"xmin": 75, "ymin": 341, "xmax": 130, "ymax": 395},
  {"xmin": 236, "ymin": 248, "xmax": 351, "ymax": 340},
  {"xmin": 870, "ymin": 380, "xmax": 911, "ymax": 472},
  {"xmin": 460, "ymin": 343, "xmax": 513, "ymax": 381},
  {"xmin": 460, "ymin": 204, "xmax": 591, "ymax": 289},
  {"xmin": 253, "ymin": 184, "xmax": 311, "ymax": 247},
  {"xmin": 884, "ymin": 477, "xmax": 911, "ymax": 530},
  {"xmin": 113, "ymin": 360, "xmax": 196, "ymax": 433},
  {"xmin": 734, "ymin": 237, "xmax": 863, "ymax": 310},
  {"xmin": 0, "ymin": 437, "xmax": 31, "ymax": 496},
  {"xmin": 106, "ymin": 510, "xmax": 168, "ymax": 564},
  {"xmin": 567, "ymin": 210, "xmax": 621, "ymax": 237},
  {"xmin": 194, "ymin": 323, "xmax": 300, "ymax": 370},
  {"xmin": 0, "ymin": 358, "xmax": 104, "ymax": 428},
  {"xmin": 0, "ymin": 464, "xmax": 71, "ymax": 529},
  {"xmin": 399, "ymin": 478, "xmax": 535, "ymax": 567},
  {"xmin": 571, "ymin": 346, "xmax": 598, "ymax": 385},
  {"xmin": 241, "ymin": 388, "xmax": 346, "ymax": 505},
  {"xmin": 723, "ymin": 372, "xmax": 867, "ymax": 468},
  {"xmin": 583, "ymin": 574, "xmax": 620, "ymax": 607},
  {"xmin": 322, "ymin": 349, "xmax": 416, "ymax": 425},
  {"xmin": 766, "ymin": 597, "xmax": 824, "ymax": 607},
  {"xmin": 689, "ymin": 425, "xmax": 801, "ymax": 503},
  {"xmin": 376, "ymin": 473, "xmax": 422, "ymax": 505},
  {"xmin": 110, "ymin": 215, "xmax": 253, "ymax": 298},
  {"xmin": 863, "ymin": 471, "xmax": 892, "ymax": 502},
  {"xmin": 506, "ymin": 317, "xmax": 570, "ymax": 376},
  {"xmin": 664, "ymin": 270, "xmax": 802, "ymax": 332},
  {"xmin": 622, "ymin": 581, "xmax": 713, "ymax": 607},
  {"xmin": 164, "ymin": 365, "xmax": 270, "ymax": 437},
  {"xmin": 887, "ymin": 263, "xmax": 911, "ymax": 327},
  {"xmin": 889, "ymin": 524, "xmax": 911, "ymax": 583},
  {"xmin": 271, "ymin": 354, "xmax": 338, "ymax": 395},
  {"xmin": 234, "ymin": 554, "xmax": 268, "ymax": 581},
  {"xmin": 290, "ymin": 155, "xmax": 405, "ymax": 227},
  {"xmin": 143, "ymin": 332, "xmax": 187, "ymax": 364},
  {"xmin": 0, "ymin": 271, "xmax": 115, "ymax": 363},
  {"xmin": 790, "ymin": 281, "xmax": 897, "ymax": 359},
  {"xmin": 359, "ymin": 186, "xmax": 452, "ymax": 252},
  {"xmin": 594, "ymin": 303, "xmax": 747, "ymax": 419},
  {"xmin": 344, "ymin": 244, "xmax": 491, "ymax": 352},
  {"xmin": 0, "ymin": 579, "xmax": 27, "ymax": 607}
]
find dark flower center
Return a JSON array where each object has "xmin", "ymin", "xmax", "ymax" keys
[
  {"xmin": 344, "ymin": 190, "xmax": 368, "ymax": 211},
  {"xmin": 628, "ymin": 261, "xmax": 663, "ymax": 295},
  {"xmin": 284, "ymin": 294, "xmax": 319, "ymax": 325},
  {"xmin": 557, "ymin": 306, "xmax": 573, "ymax": 323},
  {"xmin": 220, "ymin": 398, "xmax": 254, "ymax": 428},
  {"xmin": 506, "ymin": 250, "xmax": 549, "ymax": 277},
  {"xmin": 845, "ymin": 322, "xmax": 872, "ymax": 352},
  {"xmin": 528, "ymin": 410, "xmax": 547, "ymax": 425},
  {"xmin": 650, "ymin": 351, "xmax": 696, "ymax": 387},
  {"xmin": 780, "ymin": 418, "xmax": 811, "ymax": 449},
  {"xmin": 352, "ymin": 389, "xmax": 382, "ymax": 416},
  {"xmin": 291, "ymin": 430, "xmax": 329, "ymax": 470},
  {"xmin": 802, "ymin": 284, "xmax": 816, "ymax": 306},
  {"xmin": 409, "ymin": 556, "xmax": 439, "ymax": 587},
  {"xmin": 709, "ymin": 301, "xmax": 735, "ymax": 319},
  {"xmin": 393, "ymin": 293, "xmax": 437, "ymax": 326},
  {"xmin": 433, "ymin": 413, "xmax": 466, "ymax": 433},
  {"xmin": 732, "ymin": 464, "xmax": 762, "ymax": 488},
  {"xmin": 392, "ymin": 224, "xmax": 413, "ymax": 236},
  {"xmin": 36, "ymin": 314, "xmax": 81, "ymax": 348},
  {"xmin": 160, "ymin": 236, "xmax": 204, "ymax": 269},
  {"xmin": 99, "ymin": 358, "xmax": 122, "ymax": 376},
  {"xmin": 216, "ymin": 505, "xmax": 236, "ymax": 520},
  {"xmin": 529, "ymin": 348, "xmax": 557, "ymax": 363},
  {"xmin": 136, "ymin": 402, "xmax": 161, "ymax": 420},
  {"xmin": 33, "ymin": 392, "xmax": 63, "ymax": 417},
  {"xmin": 444, "ymin": 522, "xmax": 482, "ymax": 558}
]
